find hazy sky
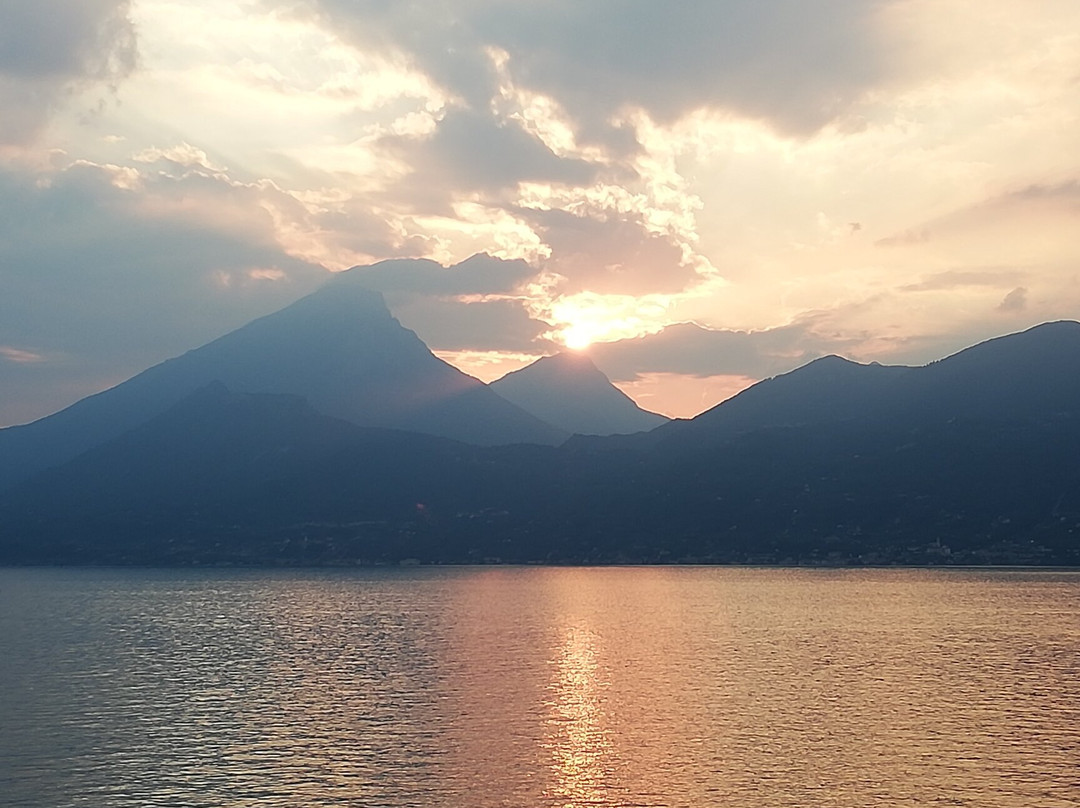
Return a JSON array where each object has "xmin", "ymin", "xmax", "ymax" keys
[{"xmin": 2, "ymin": 0, "xmax": 1078, "ymax": 424}]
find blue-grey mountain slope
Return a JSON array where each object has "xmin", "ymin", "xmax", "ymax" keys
[
  {"xmin": 0, "ymin": 271, "xmax": 566, "ymax": 491},
  {"xmin": 652, "ymin": 320, "xmax": 1080, "ymax": 450},
  {"xmin": 490, "ymin": 352, "xmax": 668, "ymax": 436},
  {"xmin": 3, "ymin": 320, "xmax": 1079, "ymax": 566}
]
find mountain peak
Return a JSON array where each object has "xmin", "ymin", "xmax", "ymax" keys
[
  {"xmin": 0, "ymin": 274, "xmax": 567, "ymax": 491},
  {"xmin": 517, "ymin": 350, "xmax": 605, "ymax": 377},
  {"xmin": 158, "ymin": 282, "xmax": 568, "ymax": 445},
  {"xmin": 297, "ymin": 272, "xmax": 395, "ymax": 316},
  {"xmin": 800, "ymin": 354, "xmax": 865, "ymax": 372},
  {"xmin": 491, "ymin": 352, "xmax": 668, "ymax": 436}
]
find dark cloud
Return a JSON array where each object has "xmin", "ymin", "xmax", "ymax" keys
[
  {"xmin": 339, "ymin": 254, "xmax": 552, "ymax": 352},
  {"xmin": 586, "ymin": 311, "xmax": 1046, "ymax": 384},
  {"xmin": 307, "ymin": 200, "xmax": 438, "ymax": 261},
  {"xmin": 0, "ymin": 0, "xmax": 137, "ymax": 143},
  {"xmin": 524, "ymin": 208, "xmax": 698, "ymax": 295},
  {"xmin": 378, "ymin": 108, "xmax": 596, "ymax": 196},
  {"xmin": 281, "ymin": 0, "xmax": 892, "ymax": 142},
  {"xmin": 0, "ymin": 159, "xmax": 327, "ymax": 425},
  {"xmin": 588, "ymin": 321, "xmax": 830, "ymax": 381},
  {"xmin": 394, "ymin": 296, "xmax": 553, "ymax": 353},
  {"xmin": 342, "ymin": 253, "xmax": 535, "ymax": 297},
  {"xmin": 481, "ymin": 1, "xmax": 890, "ymax": 137}
]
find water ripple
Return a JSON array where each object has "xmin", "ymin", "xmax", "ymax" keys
[{"xmin": 1, "ymin": 566, "xmax": 1078, "ymax": 807}]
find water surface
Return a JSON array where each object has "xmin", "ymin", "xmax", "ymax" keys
[{"xmin": 1, "ymin": 566, "xmax": 1078, "ymax": 807}]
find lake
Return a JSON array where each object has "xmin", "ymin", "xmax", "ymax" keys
[{"xmin": 1, "ymin": 566, "xmax": 1078, "ymax": 807}]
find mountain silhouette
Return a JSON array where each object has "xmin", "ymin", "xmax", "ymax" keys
[
  {"xmin": 0, "ymin": 272, "xmax": 565, "ymax": 491},
  {"xmin": 3, "ymin": 320, "xmax": 1079, "ymax": 566},
  {"xmin": 654, "ymin": 320, "xmax": 1080, "ymax": 451},
  {"xmin": 490, "ymin": 352, "xmax": 668, "ymax": 435},
  {"xmin": 3, "ymin": 382, "xmax": 470, "ymax": 520},
  {"xmin": 0, "ymin": 382, "xmax": 561, "ymax": 564},
  {"xmin": 643, "ymin": 354, "xmax": 910, "ymax": 453},
  {"xmin": 904, "ymin": 320, "xmax": 1080, "ymax": 419}
]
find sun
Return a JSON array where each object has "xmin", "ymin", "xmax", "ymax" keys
[
  {"xmin": 562, "ymin": 325, "xmax": 595, "ymax": 351},
  {"xmin": 547, "ymin": 292, "xmax": 669, "ymax": 352}
]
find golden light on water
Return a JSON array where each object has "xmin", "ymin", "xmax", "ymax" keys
[
  {"xmin": 544, "ymin": 622, "xmax": 613, "ymax": 807},
  {"xmin": 8, "ymin": 567, "xmax": 1071, "ymax": 807}
]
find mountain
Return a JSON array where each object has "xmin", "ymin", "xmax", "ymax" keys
[
  {"xmin": 0, "ymin": 271, "xmax": 566, "ymax": 491},
  {"xmin": 643, "ymin": 354, "xmax": 911, "ymax": 452},
  {"xmin": 490, "ymin": 352, "xmax": 668, "ymax": 435},
  {"xmin": 904, "ymin": 320, "xmax": 1080, "ymax": 419},
  {"xmin": 0, "ymin": 382, "xmax": 563, "ymax": 565},
  {"xmin": 3, "ymin": 321, "xmax": 1079, "ymax": 566},
  {"xmin": 655, "ymin": 320, "xmax": 1080, "ymax": 450}
]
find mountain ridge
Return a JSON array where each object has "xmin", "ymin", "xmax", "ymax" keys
[
  {"xmin": 3, "ymin": 319, "xmax": 1079, "ymax": 566},
  {"xmin": 490, "ymin": 351, "xmax": 668, "ymax": 436},
  {"xmin": 0, "ymin": 278, "xmax": 566, "ymax": 491},
  {"xmin": 646, "ymin": 320, "xmax": 1080, "ymax": 454}
]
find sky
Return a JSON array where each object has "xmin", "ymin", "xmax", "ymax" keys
[{"xmin": 1, "ymin": 0, "xmax": 1078, "ymax": 426}]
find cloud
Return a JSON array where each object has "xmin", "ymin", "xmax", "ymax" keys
[
  {"xmin": 611, "ymin": 371, "xmax": 761, "ymax": 419},
  {"xmin": 0, "ymin": 346, "xmax": 46, "ymax": 364},
  {"xmin": 0, "ymin": 358, "xmax": 113, "ymax": 428},
  {"xmin": 285, "ymin": 191, "xmax": 439, "ymax": 267},
  {"xmin": 341, "ymin": 253, "xmax": 534, "ymax": 297},
  {"xmin": 1001, "ymin": 180, "xmax": 1080, "ymax": 205},
  {"xmin": 0, "ymin": 157, "xmax": 328, "ymax": 424},
  {"xmin": 375, "ymin": 108, "xmax": 597, "ymax": 203},
  {"xmin": 393, "ymin": 296, "xmax": 553, "ymax": 353},
  {"xmin": 338, "ymin": 254, "xmax": 553, "ymax": 352},
  {"xmin": 284, "ymin": 0, "xmax": 892, "ymax": 142},
  {"xmin": 900, "ymin": 270, "xmax": 1025, "ymax": 293},
  {"xmin": 523, "ymin": 208, "xmax": 699, "ymax": 295},
  {"xmin": 5, "ymin": 0, "xmax": 1078, "ymax": 426},
  {"xmin": 0, "ymin": 0, "xmax": 137, "ymax": 143},
  {"xmin": 587, "ymin": 300, "xmax": 1070, "ymax": 390},
  {"xmin": 588, "ymin": 321, "xmax": 830, "ymax": 382},
  {"xmin": 876, "ymin": 228, "xmax": 931, "ymax": 248},
  {"xmin": 883, "ymin": 180, "xmax": 1080, "ymax": 246},
  {"xmin": 998, "ymin": 287, "xmax": 1028, "ymax": 313},
  {"xmin": 133, "ymin": 142, "xmax": 226, "ymax": 172}
]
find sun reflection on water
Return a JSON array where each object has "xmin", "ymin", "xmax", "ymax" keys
[
  {"xmin": 6, "ymin": 569, "xmax": 1079, "ymax": 808},
  {"xmin": 544, "ymin": 622, "xmax": 615, "ymax": 807}
]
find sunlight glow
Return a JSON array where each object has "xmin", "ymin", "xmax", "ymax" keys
[
  {"xmin": 612, "ymin": 372, "xmax": 759, "ymax": 419},
  {"xmin": 562, "ymin": 326, "xmax": 596, "ymax": 351},
  {"xmin": 7, "ymin": 0, "xmax": 1080, "ymax": 430},
  {"xmin": 543, "ymin": 293, "xmax": 669, "ymax": 351}
]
